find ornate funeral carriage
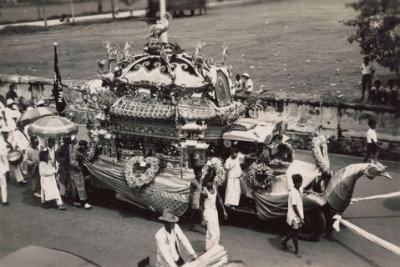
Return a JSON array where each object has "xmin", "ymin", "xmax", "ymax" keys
[{"xmin": 85, "ymin": 26, "xmax": 392, "ymax": 241}]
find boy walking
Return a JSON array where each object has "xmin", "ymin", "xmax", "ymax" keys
[
  {"xmin": 363, "ymin": 118, "xmax": 383, "ymax": 164},
  {"xmin": 280, "ymin": 174, "xmax": 304, "ymax": 255}
]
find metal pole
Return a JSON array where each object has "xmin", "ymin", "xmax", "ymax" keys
[
  {"xmin": 159, "ymin": 0, "xmax": 168, "ymax": 43},
  {"xmin": 70, "ymin": 0, "xmax": 75, "ymax": 23}
]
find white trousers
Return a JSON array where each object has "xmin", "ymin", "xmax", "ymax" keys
[
  {"xmin": 204, "ymin": 208, "xmax": 220, "ymax": 251},
  {"xmin": 0, "ymin": 173, "xmax": 7, "ymax": 203}
]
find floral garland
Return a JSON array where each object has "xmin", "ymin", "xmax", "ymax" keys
[
  {"xmin": 245, "ymin": 162, "xmax": 276, "ymax": 193},
  {"xmin": 311, "ymin": 134, "xmax": 329, "ymax": 174},
  {"xmin": 125, "ymin": 156, "xmax": 160, "ymax": 188},
  {"xmin": 201, "ymin": 157, "xmax": 226, "ymax": 187}
]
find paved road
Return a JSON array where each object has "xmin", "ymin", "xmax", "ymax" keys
[{"xmin": 1, "ymin": 151, "xmax": 399, "ymax": 267}]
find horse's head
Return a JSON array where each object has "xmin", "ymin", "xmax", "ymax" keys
[{"xmin": 365, "ymin": 162, "xmax": 392, "ymax": 180}]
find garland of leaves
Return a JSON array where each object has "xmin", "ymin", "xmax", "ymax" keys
[
  {"xmin": 201, "ymin": 157, "xmax": 226, "ymax": 187},
  {"xmin": 125, "ymin": 156, "xmax": 160, "ymax": 188},
  {"xmin": 311, "ymin": 135, "xmax": 329, "ymax": 174},
  {"xmin": 245, "ymin": 162, "xmax": 276, "ymax": 193}
]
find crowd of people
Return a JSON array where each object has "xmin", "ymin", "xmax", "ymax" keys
[
  {"xmin": 360, "ymin": 56, "xmax": 400, "ymax": 111},
  {"xmin": 0, "ymin": 86, "xmax": 92, "ymax": 210},
  {"xmin": 230, "ymin": 73, "xmax": 254, "ymax": 96}
]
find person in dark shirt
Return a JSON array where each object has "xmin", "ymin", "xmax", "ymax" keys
[{"xmin": 6, "ymin": 84, "xmax": 18, "ymax": 101}]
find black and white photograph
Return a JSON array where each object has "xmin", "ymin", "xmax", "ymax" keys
[{"xmin": 0, "ymin": 0, "xmax": 399, "ymax": 266}]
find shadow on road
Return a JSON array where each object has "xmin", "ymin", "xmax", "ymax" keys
[
  {"xmin": 331, "ymin": 238, "xmax": 381, "ymax": 267},
  {"xmin": 383, "ymin": 197, "xmax": 400, "ymax": 211}
]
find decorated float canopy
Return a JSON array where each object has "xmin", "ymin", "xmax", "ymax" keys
[
  {"xmin": 98, "ymin": 40, "xmax": 236, "ymax": 112},
  {"xmin": 223, "ymin": 118, "xmax": 289, "ymax": 144}
]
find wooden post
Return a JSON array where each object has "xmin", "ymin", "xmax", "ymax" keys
[
  {"xmin": 41, "ymin": 0, "xmax": 47, "ymax": 28},
  {"xmin": 111, "ymin": 0, "xmax": 115, "ymax": 19},
  {"xmin": 159, "ymin": 0, "xmax": 168, "ymax": 43}
]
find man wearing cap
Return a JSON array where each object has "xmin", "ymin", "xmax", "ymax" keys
[
  {"xmin": 155, "ymin": 209, "xmax": 198, "ymax": 267},
  {"xmin": 241, "ymin": 73, "xmax": 253, "ymax": 94},
  {"xmin": 6, "ymin": 84, "xmax": 18, "ymax": 102}
]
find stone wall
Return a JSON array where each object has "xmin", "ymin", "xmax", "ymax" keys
[
  {"xmin": 1, "ymin": 74, "xmax": 399, "ymax": 161},
  {"xmin": 236, "ymin": 92, "xmax": 400, "ymax": 161}
]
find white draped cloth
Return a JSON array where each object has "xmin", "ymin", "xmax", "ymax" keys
[
  {"xmin": 224, "ymin": 153, "xmax": 244, "ymax": 206},
  {"xmin": 39, "ymin": 161, "xmax": 61, "ymax": 202},
  {"xmin": 203, "ymin": 187, "xmax": 220, "ymax": 251}
]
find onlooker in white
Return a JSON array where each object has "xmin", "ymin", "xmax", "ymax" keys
[
  {"xmin": 224, "ymin": 147, "xmax": 245, "ymax": 208},
  {"xmin": 241, "ymin": 73, "xmax": 253, "ymax": 93}
]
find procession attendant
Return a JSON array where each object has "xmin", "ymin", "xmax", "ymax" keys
[
  {"xmin": 39, "ymin": 150, "xmax": 66, "ymax": 210},
  {"xmin": 47, "ymin": 138, "xmax": 57, "ymax": 167},
  {"xmin": 224, "ymin": 147, "xmax": 245, "ymax": 208},
  {"xmin": 69, "ymin": 137, "xmax": 91, "ymax": 209},
  {"xmin": 363, "ymin": 118, "xmax": 384, "ymax": 164},
  {"xmin": 231, "ymin": 74, "xmax": 243, "ymax": 96},
  {"xmin": 155, "ymin": 209, "xmax": 198, "ymax": 267},
  {"xmin": 6, "ymin": 84, "xmax": 18, "ymax": 102},
  {"xmin": 241, "ymin": 73, "xmax": 253, "ymax": 94},
  {"xmin": 0, "ymin": 96, "xmax": 6, "ymax": 130},
  {"xmin": 90, "ymin": 122, "xmax": 100, "ymax": 144},
  {"xmin": 9, "ymin": 125, "xmax": 29, "ymax": 185},
  {"xmin": 55, "ymin": 137, "xmax": 70, "ymax": 197},
  {"xmin": 188, "ymin": 165, "xmax": 202, "ymax": 232},
  {"xmin": 4, "ymin": 99, "xmax": 21, "ymax": 134},
  {"xmin": 0, "ymin": 127, "xmax": 10, "ymax": 206},
  {"xmin": 25, "ymin": 136, "xmax": 41, "ymax": 197},
  {"xmin": 201, "ymin": 170, "xmax": 228, "ymax": 251},
  {"xmin": 360, "ymin": 56, "xmax": 375, "ymax": 100},
  {"xmin": 280, "ymin": 174, "xmax": 304, "ymax": 255}
]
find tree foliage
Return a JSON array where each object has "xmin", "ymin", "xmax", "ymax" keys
[{"xmin": 345, "ymin": 0, "xmax": 400, "ymax": 76}]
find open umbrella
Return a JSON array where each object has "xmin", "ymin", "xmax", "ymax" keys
[
  {"xmin": 17, "ymin": 107, "xmax": 57, "ymax": 128},
  {"xmin": 28, "ymin": 116, "xmax": 78, "ymax": 138}
]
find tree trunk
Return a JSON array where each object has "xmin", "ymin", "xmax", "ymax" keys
[{"xmin": 97, "ymin": 0, "xmax": 103, "ymax": 13}]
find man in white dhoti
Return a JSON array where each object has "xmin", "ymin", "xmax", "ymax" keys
[
  {"xmin": 224, "ymin": 147, "xmax": 245, "ymax": 208},
  {"xmin": 201, "ymin": 172, "xmax": 228, "ymax": 251},
  {"xmin": 0, "ymin": 127, "xmax": 10, "ymax": 205}
]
